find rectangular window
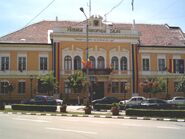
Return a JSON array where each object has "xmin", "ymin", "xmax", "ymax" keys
[
  {"xmin": 112, "ymin": 82, "xmax": 119, "ymax": 93},
  {"xmin": 64, "ymin": 82, "xmax": 71, "ymax": 94},
  {"xmin": 158, "ymin": 59, "xmax": 166, "ymax": 71},
  {"xmin": 18, "ymin": 81, "xmax": 25, "ymax": 94},
  {"xmin": 1, "ymin": 57, "xmax": 9, "ymax": 71},
  {"xmin": 0, "ymin": 81, "xmax": 9, "ymax": 94},
  {"xmin": 174, "ymin": 59, "xmax": 184, "ymax": 73},
  {"xmin": 37, "ymin": 80, "xmax": 46, "ymax": 93},
  {"xmin": 18, "ymin": 57, "xmax": 26, "ymax": 71},
  {"xmin": 142, "ymin": 58, "xmax": 150, "ymax": 71},
  {"xmin": 120, "ymin": 82, "xmax": 127, "ymax": 93},
  {"xmin": 40, "ymin": 57, "xmax": 48, "ymax": 70}
]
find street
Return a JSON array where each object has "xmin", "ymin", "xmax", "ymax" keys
[{"xmin": 0, "ymin": 113, "xmax": 185, "ymax": 139}]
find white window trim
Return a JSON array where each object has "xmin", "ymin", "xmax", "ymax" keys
[
  {"xmin": 0, "ymin": 54, "xmax": 10, "ymax": 73},
  {"xmin": 157, "ymin": 55, "xmax": 166, "ymax": 72},
  {"xmin": 17, "ymin": 54, "xmax": 27, "ymax": 72},
  {"xmin": 39, "ymin": 54, "xmax": 49, "ymax": 74},
  {"xmin": 142, "ymin": 55, "xmax": 150, "ymax": 71}
]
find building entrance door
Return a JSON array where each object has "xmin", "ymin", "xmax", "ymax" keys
[{"xmin": 92, "ymin": 82, "xmax": 104, "ymax": 100}]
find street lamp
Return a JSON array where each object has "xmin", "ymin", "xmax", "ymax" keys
[
  {"xmin": 80, "ymin": 7, "xmax": 90, "ymax": 101},
  {"xmin": 30, "ymin": 75, "xmax": 33, "ymax": 98},
  {"xmin": 80, "ymin": 7, "xmax": 89, "ymax": 67}
]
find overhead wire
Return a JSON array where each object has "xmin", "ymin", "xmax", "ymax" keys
[
  {"xmin": 104, "ymin": 0, "xmax": 125, "ymax": 21},
  {"xmin": 24, "ymin": 0, "xmax": 56, "ymax": 28}
]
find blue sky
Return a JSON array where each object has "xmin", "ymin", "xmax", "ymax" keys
[{"xmin": 0, "ymin": 0, "xmax": 185, "ymax": 37}]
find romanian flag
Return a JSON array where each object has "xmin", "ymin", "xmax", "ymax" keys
[
  {"xmin": 87, "ymin": 59, "xmax": 92, "ymax": 68},
  {"xmin": 82, "ymin": 59, "xmax": 86, "ymax": 67},
  {"xmin": 168, "ymin": 59, "xmax": 174, "ymax": 73},
  {"xmin": 82, "ymin": 59, "xmax": 92, "ymax": 68}
]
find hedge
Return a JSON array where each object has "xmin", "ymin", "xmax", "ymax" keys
[
  {"xmin": 12, "ymin": 104, "xmax": 57, "ymax": 112},
  {"xmin": 126, "ymin": 109, "xmax": 185, "ymax": 118},
  {"xmin": 0, "ymin": 104, "xmax": 5, "ymax": 110}
]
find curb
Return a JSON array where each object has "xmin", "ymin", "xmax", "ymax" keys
[{"xmin": 1, "ymin": 111, "xmax": 185, "ymax": 122}]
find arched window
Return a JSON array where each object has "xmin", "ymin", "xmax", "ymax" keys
[
  {"xmin": 97, "ymin": 56, "xmax": 105, "ymax": 69},
  {"xmin": 120, "ymin": 56, "xmax": 127, "ymax": 71},
  {"xmin": 89, "ymin": 56, "xmax": 96, "ymax": 69},
  {"xmin": 74, "ymin": 56, "xmax": 81, "ymax": 70},
  {"xmin": 64, "ymin": 55, "xmax": 72, "ymax": 70},
  {"xmin": 111, "ymin": 56, "xmax": 119, "ymax": 70}
]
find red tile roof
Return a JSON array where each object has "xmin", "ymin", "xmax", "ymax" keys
[{"xmin": 0, "ymin": 20, "xmax": 185, "ymax": 46}]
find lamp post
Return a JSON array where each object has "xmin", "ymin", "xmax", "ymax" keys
[
  {"xmin": 80, "ymin": 7, "xmax": 90, "ymax": 102},
  {"xmin": 30, "ymin": 75, "xmax": 33, "ymax": 98}
]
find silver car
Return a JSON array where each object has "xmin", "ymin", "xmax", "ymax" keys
[
  {"xmin": 168, "ymin": 96, "xmax": 185, "ymax": 105},
  {"xmin": 119, "ymin": 96, "xmax": 146, "ymax": 108}
]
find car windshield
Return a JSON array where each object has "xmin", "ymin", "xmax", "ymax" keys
[{"xmin": 175, "ymin": 97, "xmax": 185, "ymax": 100}]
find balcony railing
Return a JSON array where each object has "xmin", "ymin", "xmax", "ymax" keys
[{"xmin": 82, "ymin": 68, "xmax": 113, "ymax": 75}]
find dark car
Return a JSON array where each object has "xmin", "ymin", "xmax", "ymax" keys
[
  {"xmin": 140, "ymin": 98, "xmax": 174, "ymax": 109},
  {"xmin": 21, "ymin": 95, "xmax": 57, "ymax": 105},
  {"xmin": 92, "ymin": 97, "xmax": 120, "ymax": 106}
]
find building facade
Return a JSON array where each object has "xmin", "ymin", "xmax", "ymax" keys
[{"xmin": 0, "ymin": 16, "xmax": 185, "ymax": 103}]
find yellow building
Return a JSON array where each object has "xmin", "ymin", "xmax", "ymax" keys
[{"xmin": 0, "ymin": 16, "xmax": 185, "ymax": 103}]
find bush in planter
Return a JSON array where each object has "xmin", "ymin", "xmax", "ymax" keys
[
  {"xmin": 111, "ymin": 103, "xmax": 119, "ymax": 116},
  {"xmin": 60, "ymin": 94, "xmax": 69, "ymax": 113},
  {"xmin": 60, "ymin": 104, "xmax": 67, "ymax": 113},
  {"xmin": 84, "ymin": 101, "xmax": 92, "ymax": 114}
]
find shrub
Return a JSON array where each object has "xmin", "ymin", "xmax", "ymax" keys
[
  {"xmin": 126, "ymin": 109, "xmax": 185, "ymax": 118},
  {"xmin": 12, "ymin": 104, "xmax": 57, "ymax": 112},
  {"xmin": 0, "ymin": 102, "xmax": 5, "ymax": 110}
]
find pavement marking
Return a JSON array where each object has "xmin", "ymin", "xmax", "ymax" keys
[
  {"xmin": 177, "ymin": 119, "xmax": 185, "ymax": 122},
  {"xmin": 157, "ymin": 126, "xmax": 181, "ymax": 130},
  {"xmin": 137, "ymin": 117, "xmax": 144, "ymax": 120},
  {"xmin": 122, "ymin": 123, "xmax": 144, "ymax": 127},
  {"xmin": 45, "ymin": 127, "xmax": 98, "ymax": 135},
  {"xmin": 122, "ymin": 123, "xmax": 182, "ymax": 130},
  {"xmin": 12, "ymin": 118, "xmax": 50, "ymax": 123}
]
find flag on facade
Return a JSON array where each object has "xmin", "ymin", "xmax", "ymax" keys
[
  {"xmin": 87, "ymin": 59, "xmax": 92, "ymax": 68},
  {"xmin": 82, "ymin": 59, "xmax": 86, "ymax": 68},
  {"xmin": 82, "ymin": 59, "xmax": 92, "ymax": 68},
  {"xmin": 168, "ymin": 59, "xmax": 174, "ymax": 73}
]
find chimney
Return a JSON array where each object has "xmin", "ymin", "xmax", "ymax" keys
[{"xmin": 56, "ymin": 16, "xmax": 58, "ymax": 21}]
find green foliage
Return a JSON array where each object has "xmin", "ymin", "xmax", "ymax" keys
[
  {"xmin": 67, "ymin": 71, "xmax": 87, "ymax": 93},
  {"xmin": 126, "ymin": 109, "xmax": 185, "ymax": 118},
  {"xmin": 111, "ymin": 103, "xmax": 119, "ymax": 108},
  {"xmin": 39, "ymin": 72, "xmax": 57, "ymax": 95},
  {"xmin": 176, "ymin": 75, "xmax": 185, "ymax": 94},
  {"xmin": 140, "ymin": 77, "xmax": 167, "ymax": 96},
  {"xmin": 12, "ymin": 104, "xmax": 57, "ymax": 112}
]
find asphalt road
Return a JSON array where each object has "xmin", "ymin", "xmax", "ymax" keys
[{"xmin": 0, "ymin": 113, "xmax": 185, "ymax": 139}]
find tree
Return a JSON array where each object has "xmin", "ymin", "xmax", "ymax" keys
[
  {"xmin": 140, "ymin": 77, "xmax": 166, "ymax": 98},
  {"xmin": 67, "ymin": 71, "xmax": 87, "ymax": 93},
  {"xmin": 176, "ymin": 75, "xmax": 185, "ymax": 96},
  {"xmin": 39, "ymin": 72, "xmax": 57, "ymax": 96}
]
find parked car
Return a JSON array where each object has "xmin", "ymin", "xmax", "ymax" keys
[
  {"xmin": 92, "ymin": 97, "xmax": 120, "ymax": 106},
  {"xmin": 119, "ymin": 96, "xmax": 146, "ymax": 108},
  {"xmin": 55, "ymin": 99, "xmax": 63, "ymax": 105},
  {"xmin": 167, "ymin": 96, "xmax": 185, "ymax": 105},
  {"xmin": 140, "ymin": 98, "xmax": 175, "ymax": 109},
  {"xmin": 21, "ymin": 95, "xmax": 57, "ymax": 105}
]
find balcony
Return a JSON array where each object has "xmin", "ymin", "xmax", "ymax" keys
[{"xmin": 82, "ymin": 68, "xmax": 113, "ymax": 75}]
